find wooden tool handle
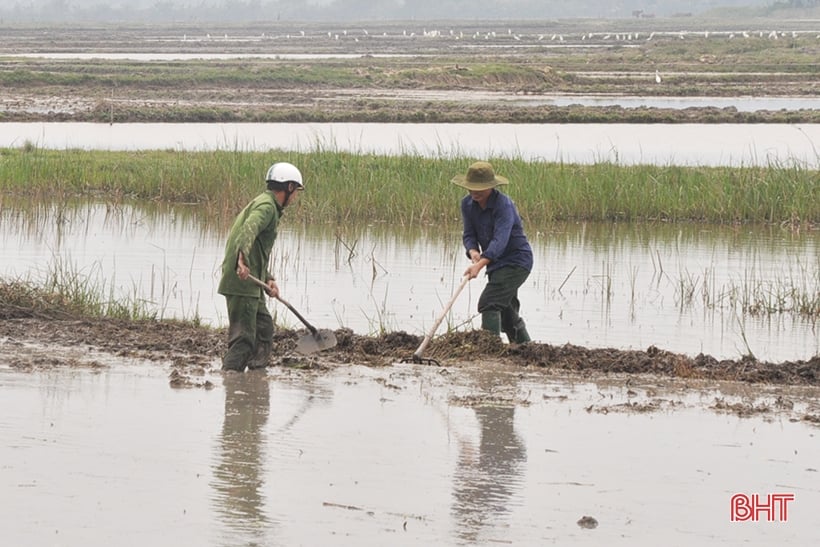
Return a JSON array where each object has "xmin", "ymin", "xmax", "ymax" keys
[
  {"xmin": 247, "ymin": 274, "xmax": 317, "ymax": 334},
  {"xmin": 413, "ymin": 275, "xmax": 470, "ymax": 358}
]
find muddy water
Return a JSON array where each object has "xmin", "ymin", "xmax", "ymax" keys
[
  {"xmin": 1, "ymin": 346, "xmax": 818, "ymax": 546},
  {"xmin": 2, "ymin": 201, "xmax": 818, "ymax": 362},
  {"xmin": 2, "ymin": 122, "xmax": 819, "ymax": 168}
]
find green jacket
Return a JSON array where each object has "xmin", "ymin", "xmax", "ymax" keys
[{"xmin": 217, "ymin": 191, "xmax": 283, "ymax": 298}]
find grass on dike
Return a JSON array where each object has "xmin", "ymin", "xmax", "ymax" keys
[
  {"xmin": 1, "ymin": 144, "xmax": 818, "ymax": 227},
  {"xmin": 0, "ymin": 259, "xmax": 162, "ymax": 322}
]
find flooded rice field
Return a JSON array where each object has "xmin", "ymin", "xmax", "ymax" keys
[
  {"xmin": 3, "ymin": 197, "xmax": 817, "ymax": 544},
  {"xmin": 3, "ymin": 20, "xmax": 818, "ymax": 125},
  {"xmin": 1, "ymin": 347, "xmax": 818, "ymax": 546},
  {"xmin": 2, "ymin": 200, "xmax": 818, "ymax": 363},
  {"xmin": 2, "ymin": 20, "xmax": 819, "ymax": 546}
]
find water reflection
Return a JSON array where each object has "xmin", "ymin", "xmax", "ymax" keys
[
  {"xmin": 211, "ymin": 371, "xmax": 273, "ymax": 545},
  {"xmin": 2, "ymin": 361, "xmax": 818, "ymax": 546},
  {"xmin": 2, "ymin": 122, "xmax": 818, "ymax": 168},
  {"xmin": 451, "ymin": 375, "xmax": 526, "ymax": 545}
]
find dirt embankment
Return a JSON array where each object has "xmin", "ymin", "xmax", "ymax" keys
[{"xmin": 2, "ymin": 315, "xmax": 818, "ymax": 389}]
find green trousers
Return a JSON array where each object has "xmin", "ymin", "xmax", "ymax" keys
[
  {"xmin": 222, "ymin": 295, "xmax": 274, "ymax": 372},
  {"xmin": 478, "ymin": 266, "xmax": 531, "ymax": 343}
]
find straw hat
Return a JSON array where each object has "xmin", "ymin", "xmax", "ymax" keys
[{"xmin": 451, "ymin": 161, "xmax": 509, "ymax": 191}]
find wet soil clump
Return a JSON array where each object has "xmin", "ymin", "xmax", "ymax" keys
[{"xmin": 1, "ymin": 315, "xmax": 818, "ymax": 388}]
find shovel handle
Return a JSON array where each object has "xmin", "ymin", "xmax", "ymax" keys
[
  {"xmin": 247, "ymin": 274, "xmax": 317, "ymax": 334},
  {"xmin": 275, "ymin": 296, "xmax": 318, "ymax": 335}
]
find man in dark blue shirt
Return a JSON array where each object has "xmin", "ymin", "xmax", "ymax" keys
[{"xmin": 452, "ymin": 161, "xmax": 533, "ymax": 344}]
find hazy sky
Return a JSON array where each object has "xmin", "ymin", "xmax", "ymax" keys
[{"xmin": 0, "ymin": 0, "xmax": 784, "ymax": 22}]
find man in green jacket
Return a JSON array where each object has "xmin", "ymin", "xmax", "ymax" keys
[{"xmin": 217, "ymin": 162, "xmax": 304, "ymax": 372}]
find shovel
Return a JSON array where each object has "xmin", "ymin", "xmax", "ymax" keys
[
  {"xmin": 247, "ymin": 274, "xmax": 337, "ymax": 355},
  {"xmin": 403, "ymin": 276, "xmax": 470, "ymax": 366}
]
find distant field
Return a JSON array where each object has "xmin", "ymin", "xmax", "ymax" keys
[{"xmin": 0, "ymin": 18, "xmax": 818, "ymax": 123}]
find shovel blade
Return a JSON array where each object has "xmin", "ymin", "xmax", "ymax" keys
[{"xmin": 295, "ymin": 329, "xmax": 337, "ymax": 355}]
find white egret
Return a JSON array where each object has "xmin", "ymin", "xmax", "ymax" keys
[{"xmin": 655, "ymin": 70, "xmax": 662, "ymax": 84}]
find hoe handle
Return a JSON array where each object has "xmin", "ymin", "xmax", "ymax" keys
[{"xmin": 413, "ymin": 276, "xmax": 470, "ymax": 359}]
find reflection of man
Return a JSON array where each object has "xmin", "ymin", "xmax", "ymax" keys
[
  {"xmin": 452, "ymin": 404, "xmax": 527, "ymax": 545},
  {"xmin": 211, "ymin": 372, "xmax": 271, "ymax": 543}
]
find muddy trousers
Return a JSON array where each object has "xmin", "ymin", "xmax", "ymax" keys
[
  {"xmin": 478, "ymin": 266, "xmax": 531, "ymax": 343},
  {"xmin": 222, "ymin": 295, "xmax": 274, "ymax": 372}
]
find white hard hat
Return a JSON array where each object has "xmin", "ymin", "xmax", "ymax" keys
[{"xmin": 265, "ymin": 162, "xmax": 304, "ymax": 188}]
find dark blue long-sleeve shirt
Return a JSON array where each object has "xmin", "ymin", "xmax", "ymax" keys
[{"xmin": 460, "ymin": 189, "xmax": 533, "ymax": 274}]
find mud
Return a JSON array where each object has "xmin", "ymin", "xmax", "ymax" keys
[
  {"xmin": 2, "ymin": 312, "xmax": 818, "ymax": 388},
  {"xmin": 3, "ymin": 313, "xmax": 819, "ymax": 429},
  {"xmin": 3, "ymin": 89, "xmax": 818, "ymax": 124}
]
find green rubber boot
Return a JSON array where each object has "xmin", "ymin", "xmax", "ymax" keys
[
  {"xmin": 509, "ymin": 319, "xmax": 531, "ymax": 344},
  {"xmin": 481, "ymin": 310, "xmax": 502, "ymax": 336},
  {"xmin": 503, "ymin": 317, "xmax": 531, "ymax": 345}
]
